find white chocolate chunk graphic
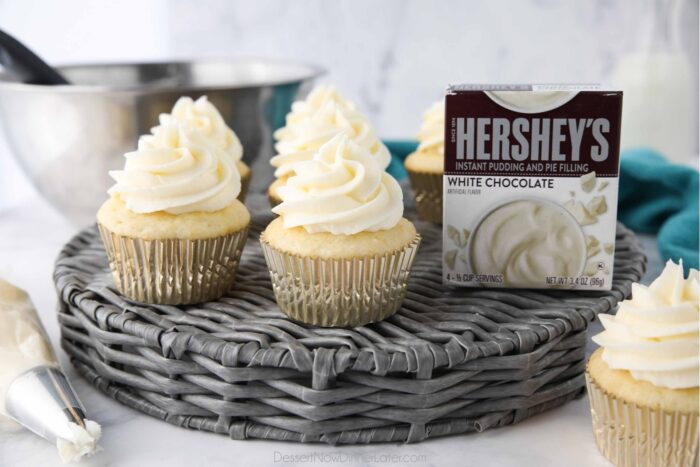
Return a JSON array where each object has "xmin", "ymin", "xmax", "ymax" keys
[
  {"xmin": 580, "ymin": 171, "xmax": 596, "ymax": 193},
  {"xmin": 586, "ymin": 235, "xmax": 600, "ymax": 257},
  {"xmin": 598, "ymin": 181, "xmax": 609, "ymax": 192},
  {"xmin": 587, "ymin": 235, "xmax": 599, "ymax": 248},
  {"xmin": 447, "ymin": 225, "xmax": 470, "ymax": 248},
  {"xmin": 564, "ymin": 200, "xmax": 597, "ymax": 226},
  {"xmin": 445, "ymin": 249, "xmax": 458, "ymax": 269},
  {"xmin": 587, "ymin": 196, "xmax": 608, "ymax": 216},
  {"xmin": 461, "ymin": 229, "xmax": 471, "ymax": 248},
  {"xmin": 447, "ymin": 225, "xmax": 460, "ymax": 247},
  {"xmin": 604, "ymin": 243, "xmax": 614, "ymax": 254},
  {"xmin": 458, "ymin": 249, "xmax": 469, "ymax": 265},
  {"xmin": 584, "ymin": 260, "xmax": 599, "ymax": 276}
]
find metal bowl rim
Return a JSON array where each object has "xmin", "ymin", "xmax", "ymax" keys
[{"xmin": 0, "ymin": 57, "xmax": 325, "ymax": 94}]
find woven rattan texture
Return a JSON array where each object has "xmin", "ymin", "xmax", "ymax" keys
[{"xmin": 55, "ymin": 207, "xmax": 646, "ymax": 444}]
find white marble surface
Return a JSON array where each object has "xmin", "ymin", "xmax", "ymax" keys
[{"xmin": 0, "ymin": 188, "xmax": 662, "ymax": 467}]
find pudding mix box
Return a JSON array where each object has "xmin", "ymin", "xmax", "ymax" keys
[{"xmin": 442, "ymin": 85, "xmax": 623, "ymax": 290}]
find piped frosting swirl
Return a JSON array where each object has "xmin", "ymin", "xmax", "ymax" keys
[
  {"xmin": 155, "ymin": 96, "xmax": 243, "ymax": 162},
  {"xmin": 273, "ymin": 133, "xmax": 403, "ymax": 235},
  {"xmin": 109, "ymin": 122, "xmax": 241, "ymax": 215},
  {"xmin": 274, "ymin": 85, "xmax": 357, "ymax": 141},
  {"xmin": 272, "ymin": 86, "xmax": 390, "ymax": 178},
  {"xmin": 593, "ymin": 260, "xmax": 699, "ymax": 389},
  {"xmin": 416, "ymin": 100, "xmax": 445, "ymax": 154}
]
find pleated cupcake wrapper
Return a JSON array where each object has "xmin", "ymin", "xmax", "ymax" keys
[
  {"xmin": 585, "ymin": 372, "xmax": 699, "ymax": 467},
  {"xmin": 406, "ymin": 169, "xmax": 443, "ymax": 224},
  {"xmin": 260, "ymin": 234, "xmax": 421, "ymax": 327},
  {"xmin": 98, "ymin": 224, "xmax": 249, "ymax": 305},
  {"xmin": 238, "ymin": 169, "xmax": 252, "ymax": 203}
]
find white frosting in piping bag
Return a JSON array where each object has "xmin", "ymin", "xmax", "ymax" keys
[
  {"xmin": 593, "ymin": 260, "xmax": 699, "ymax": 389},
  {"xmin": 273, "ymin": 133, "xmax": 403, "ymax": 235},
  {"xmin": 155, "ymin": 96, "xmax": 243, "ymax": 162},
  {"xmin": 0, "ymin": 280, "xmax": 101, "ymax": 463},
  {"xmin": 57, "ymin": 420, "xmax": 102, "ymax": 464},
  {"xmin": 0, "ymin": 280, "xmax": 57, "ymax": 414},
  {"xmin": 109, "ymin": 122, "xmax": 241, "ymax": 214}
]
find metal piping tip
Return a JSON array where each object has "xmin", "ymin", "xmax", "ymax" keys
[{"xmin": 4, "ymin": 365, "xmax": 87, "ymax": 444}]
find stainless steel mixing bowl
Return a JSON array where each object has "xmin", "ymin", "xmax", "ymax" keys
[{"xmin": 0, "ymin": 60, "xmax": 322, "ymax": 225}]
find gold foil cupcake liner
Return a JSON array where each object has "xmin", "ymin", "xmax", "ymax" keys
[
  {"xmin": 585, "ymin": 372, "xmax": 699, "ymax": 467},
  {"xmin": 238, "ymin": 168, "xmax": 252, "ymax": 203},
  {"xmin": 259, "ymin": 234, "xmax": 421, "ymax": 327},
  {"xmin": 98, "ymin": 224, "xmax": 249, "ymax": 305},
  {"xmin": 406, "ymin": 169, "xmax": 442, "ymax": 224}
]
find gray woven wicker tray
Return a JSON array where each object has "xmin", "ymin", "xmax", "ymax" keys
[{"xmin": 54, "ymin": 202, "xmax": 646, "ymax": 444}]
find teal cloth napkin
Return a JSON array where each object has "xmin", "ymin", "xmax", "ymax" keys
[
  {"xmin": 618, "ymin": 149, "xmax": 699, "ymax": 273},
  {"xmin": 383, "ymin": 140, "xmax": 699, "ymax": 272},
  {"xmin": 384, "ymin": 140, "xmax": 416, "ymax": 180}
]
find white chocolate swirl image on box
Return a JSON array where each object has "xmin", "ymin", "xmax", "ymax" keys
[{"xmin": 466, "ymin": 199, "xmax": 586, "ymax": 287}]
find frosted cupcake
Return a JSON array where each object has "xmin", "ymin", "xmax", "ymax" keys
[
  {"xmin": 274, "ymin": 85, "xmax": 357, "ymax": 135},
  {"xmin": 261, "ymin": 133, "xmax": 420, "ymax": 327},
  {"xmin": 404, "ymin": 100, "xmax": 444, "ymax": 223},
  {"xmin": 586, "ymin": 260, "xmax": 699, "ymax": 467},
  {"xmin": 269, "ymin": 86, "xmax": 390, "ymax": 207},
  {"xmin": 97, "ymin": 122, "xmax": 250, "ymax": 305},
  {"xmin": 152, "ymin": 96, "xmax": 252, "ymax": 202}
]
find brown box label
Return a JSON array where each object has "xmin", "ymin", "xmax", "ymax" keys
[
  {"xmin": 442, "ymin": 87, "xmax": 622, "ymax": 291},
  {"xmin": 445, "ymin": 91, "xmax": 622, "ymax": 178}
]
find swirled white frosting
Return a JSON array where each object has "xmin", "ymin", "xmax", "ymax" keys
[
  {"xmin": 416, "ymin": 100, "xmax": 445, "ymax": 154},
  {"xmin": 271, "ymin": 85, "xmax": 389, "ymax": 179},
  {"xmin": 274, "ymin": 85, "xmax": 356, "ymax": 142},
  {"xmin": 273, "ymin": 133, "xmax": 403, "ymax": 235},
  {"xmin": 109, "ymin": 123, "xmax": 241, "ymax": 214},
  {"xmin": 155, "ymin": 96, "xmax": 243, "ymax": 162},
  {"xmin": 271, "ymin": 100, "xmax": 390, "ymax": 178},
  {"xmin": 593, "ymin": 260, "xmax": 700, "ymax": 389}
]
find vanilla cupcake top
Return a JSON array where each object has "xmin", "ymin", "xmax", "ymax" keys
[
  {"xmin": 272, "ymin": 86, "xmax": 390, "ymax": 178},
  {"xmin": 273, "ymin": 133, "xmax": 403, "ymax": 235},
  {"xmin": 416, "ymin": 100, "xmax": 445, "ymax": 155},
  {"xmin": 154, "ymin": 96, "xmax": 243, "ymax": 162},
  {"xmin": 109, "ymin": 122, "xmax": 241, "ymax": 215},
  {"xmin": 593, "ymin": 260, "xmax": 699, "ymax": 389}
]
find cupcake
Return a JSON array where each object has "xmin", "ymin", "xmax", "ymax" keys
[
  {"xmin": 268, "ymin": 85, "xmax": 390, "ymax": 207},
  {"xmin": 404, "ymin": 100, "xmax": 444, "ymax": 223},
  {"xmin": 152, "ymin": 96, "xmax": 252, "ymax": 202},
  {"xmin": 98, "ymin": 122, "xmax": 250, "ymax": 305},
  {"xmin": 274, "ymin": 85, "xmax": 357, "ymax": 134},
  {"xmin": 261, "ymin": 133, "xmax": 421, "ymax": 327},
  {"xmin": 586, "ymin": 260, "xmax": 699, "ymax": 467}
]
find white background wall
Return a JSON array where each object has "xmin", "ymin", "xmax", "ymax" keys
[{"xmin": 1, "ymin": 0, "xmax": 698, "ymax": 205}]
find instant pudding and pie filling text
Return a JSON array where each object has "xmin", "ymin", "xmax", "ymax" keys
[{"xmin": 443, "ymin": 85, "xmax": 622, "ymax": 290}]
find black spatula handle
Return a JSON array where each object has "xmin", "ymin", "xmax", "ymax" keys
[{"xmin": 0, "ymin": 28, "xmax": 69, "ymax": 85}]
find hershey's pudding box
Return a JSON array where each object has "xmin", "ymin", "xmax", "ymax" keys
[{"xmin": 442, "ymin": 85, "xmax": 622, "ymax": 290}]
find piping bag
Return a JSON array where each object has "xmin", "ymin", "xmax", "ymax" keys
[{"xmin": 0, "ymin": 279, "xmax": 101, "ymax": 463}]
